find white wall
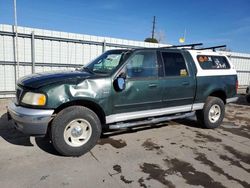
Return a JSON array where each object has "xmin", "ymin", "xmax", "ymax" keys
[
  {"xmin": 221, "ymin": 51, "xmax": 250, "ymax": 86},
  {"xmin": 0, "ymin": 24, "xmax": 249, "ymax": 98}
]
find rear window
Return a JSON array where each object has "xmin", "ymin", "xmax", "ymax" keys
[{"xmin": 197, "ymin": 55, "xmax": 230, "ymax": 69}]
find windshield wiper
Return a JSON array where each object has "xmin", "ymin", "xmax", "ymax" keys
[{"xmin": 81, "ymin": 66, "xmax": 94, "ymax": 74}]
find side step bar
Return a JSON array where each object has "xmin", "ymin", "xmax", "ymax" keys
[{"xmin": 108, "ymin": 112, "xmax": 195, "ymax": 130}]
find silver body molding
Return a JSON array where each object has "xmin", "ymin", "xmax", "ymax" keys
[
  {"xmin": 192, "ymin": 103, "xmax": 204, "ymax": 110},
  {"xmin": 8, "ymin": 102, "xmax": 54, "ymax": 135},
  {"xmin": 106, "ymin": 103, "xmax": 205, "ymax": 124},
  {"xmin": 226, "ymin": 97, "xmax": 238, "ymax": 103},
  {"xmin": 106, "ymin": 98, "xmax": 234, "ymax": 124}
]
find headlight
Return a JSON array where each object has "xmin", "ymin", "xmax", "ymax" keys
[{"xmin": 21, "ymin": 92, "xmax": 46, "ymax": 106}]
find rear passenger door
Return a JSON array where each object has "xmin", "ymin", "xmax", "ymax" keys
[{"xmin": 160, "ymin": 50, "xmax": 196, "ymax": 108}]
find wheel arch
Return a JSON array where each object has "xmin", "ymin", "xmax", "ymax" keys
[
  {"xmin": 208, "ymin": 90, "xmax": 227, "ymax": 104},
  {"xmin": 53, "ymin": 99, "xmax": 106, "ymax": 125}
]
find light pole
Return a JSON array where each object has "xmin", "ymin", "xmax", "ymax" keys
[
  {"xmin": 151, "ymin": 16, "xmax": 156, "ymax": 39},
  {"xmin": 13, "ymin": 0, "xmax": 19, "ymax": 81}
]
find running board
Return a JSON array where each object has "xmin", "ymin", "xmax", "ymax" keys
[{"xmin": 108, "ymin": 112, "xmax": 195, "ymax": 130}]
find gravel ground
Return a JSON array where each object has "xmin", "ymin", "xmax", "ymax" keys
[{"xmin": 0, "ymin": 96, "xmax": 249, "ymax": 188}]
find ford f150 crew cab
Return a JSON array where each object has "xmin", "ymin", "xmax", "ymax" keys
[{"xmin": 8, "ymin": 43, "xmax": 238, "ymax": 156}]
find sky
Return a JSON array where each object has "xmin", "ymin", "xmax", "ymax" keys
[{"xmin": 0, "ymin": 0, "xmax": 250, "ymax": 53}]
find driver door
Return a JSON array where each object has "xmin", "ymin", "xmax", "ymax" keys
[{"xmin": 112, "ymin": 50, "xmax": 162, "ymax": 114}]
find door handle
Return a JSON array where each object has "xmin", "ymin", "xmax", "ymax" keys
[
  {"xmin": 148, "ymin": 83, "xmax": 157, "ymax": 88},
  {"xmin": 182, "ymin": 81, "xmax": 190, "ymax": 86}
]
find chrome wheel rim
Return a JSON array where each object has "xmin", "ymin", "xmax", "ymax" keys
[
  {"xmin": 63, "ymin": 119, "xmax": 92, "ymax": 147},
  {"xmin": 208, "ymin": 104, "xmax": 221, "ymax": 123}
]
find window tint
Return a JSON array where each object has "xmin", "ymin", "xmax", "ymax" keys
[
  {"xmin": 127, "ymin": 51, "xmax": 158, "ymax": 78},
  {"xmin": 197, "ymin": 55, "xmax": 230, "ymax": 69},
  {"xmin": 161, "ymin": 52, "xmax": 188, "ymax": 77}
]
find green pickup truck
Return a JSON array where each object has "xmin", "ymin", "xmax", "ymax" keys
[{"xmin": 8, "ymin": 44, "xmax": 238, "ymax": 156}]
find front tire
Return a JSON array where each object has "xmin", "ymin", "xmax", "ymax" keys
[
  {"xmin": 196, "ymin": 96, "xmax": 225, "ymax": 129},
  {"xmin": 51, "ymin": 106, "xmax": 101, "ymax": 156}
]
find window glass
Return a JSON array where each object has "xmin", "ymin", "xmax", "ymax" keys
[
  {"xmin": 84, "ymin": 50, "xmax": 131, "ymax": 75},
  {"xmin": 161, "ymin": 52, "xmax": 188, "ymax": 77},
  {"xmin": 197, "ymin": 55, "xmax": 230, "ymax": 69},
  {"xmin": 127, "ymin": 51, "xmax": 158, "ymax": 78},
  {"xmin": 93, "ymin": 54, "xmax": 122, "ymax": 73}
]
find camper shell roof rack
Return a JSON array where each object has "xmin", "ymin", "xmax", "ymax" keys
[
  {"xmin": 132, "ymin": 43, "xmax": 226, "ymax": 52},
  {"xmin": 160, "ymin": 43, "xmax": 203, "ymax": 49},
  {"xmin": 198, "ymin": 45, "xmax": 226, "ymax": 52}
]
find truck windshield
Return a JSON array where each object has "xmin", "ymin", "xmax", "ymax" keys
[{"xmin": 83, "ymin": 50, "xmax": 131, "ymax": 75}]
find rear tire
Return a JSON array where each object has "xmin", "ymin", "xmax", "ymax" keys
[
  {"xmin": 196, "ymin": 96, "xmax": 225, "ymax": 129},
  {"xmin": 51, "ymin": 106, "xmax": 101, "ymax": 156},
  {"xmin": 246, "ymin": 95, "xmax": 250, "ymax": 103}
]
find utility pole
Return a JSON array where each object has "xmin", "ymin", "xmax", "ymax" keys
[
  {"xmin": 13, "ymin": 0, "xmax": 19, "ymax": 80},
  {"xmin": 151, "ymin": 16, "xmax": 156, "ymax": 39}
]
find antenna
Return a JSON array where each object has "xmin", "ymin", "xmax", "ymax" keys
[
  {"xmin": 161, "ymin": 43, "xmax": 203, "ymax": 49},
  {"xmin": 199, "ymin": 45, "xmax": 226, "ymax": 52}
]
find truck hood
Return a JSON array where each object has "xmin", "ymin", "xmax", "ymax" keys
[{"xmin": 18, "ymin": 70, "xmax": 93, "ymax": 89}]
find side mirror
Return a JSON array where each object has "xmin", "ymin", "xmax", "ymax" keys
[{"xmin": 113, "ymin": 76, "xmax": 126, "ymax": 92}]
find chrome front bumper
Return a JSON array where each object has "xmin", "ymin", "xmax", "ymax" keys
[{"xmin": 7, "ymin": 102, "xmax": 54, "ymax": 135}]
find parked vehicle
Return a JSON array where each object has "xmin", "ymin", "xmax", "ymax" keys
[
  {"xmin": 246, "ymin": 85, "xmax": 250, "ymax": 103},
  {"xmin": 8, "ymin": 43, "xmax": 238, "ymax": 156}
]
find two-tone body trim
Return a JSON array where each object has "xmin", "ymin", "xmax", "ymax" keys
[
  {"xmin": 226, "ymin": 97, "xmax": 238, "ymax": 103},
  {"xmin": 192, "ymin": 103, "xmax": 204, "ymax": 110},
  {"xmin": 106, "ymin": 103, "xmax": 204, "ymax": 124},
  {"xmin": 106, "ymin": 96, "xmax": 236, "ymax": 125}
]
